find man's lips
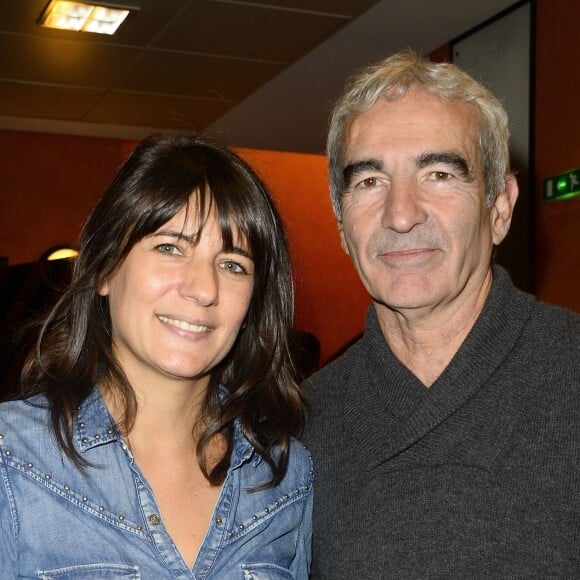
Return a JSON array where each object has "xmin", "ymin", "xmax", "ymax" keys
[{"xmin": 378, "ymin": 248, "xmax": 438, "ymax": 265}]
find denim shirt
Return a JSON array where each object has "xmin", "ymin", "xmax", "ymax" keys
[{"xmin": 0, "ymin": 389, "xmax": 313, "ymax": 579}]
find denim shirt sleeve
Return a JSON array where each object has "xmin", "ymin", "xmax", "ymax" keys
[
  {"xmin": 0, "ymin": 442, "xmax": 18, "ymax": 576},
  {"xmin": 291, "ymin": 474, "xmax": 313, "ymax": 577}
]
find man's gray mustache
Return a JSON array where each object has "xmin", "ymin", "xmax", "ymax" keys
[{"xmin": 370, "ymin": 234, "xmax": 442, "ymax": 254}]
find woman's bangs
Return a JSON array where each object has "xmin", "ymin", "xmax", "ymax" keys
[{"xmin": 209, "ymin": 184, "xmax": 255, "ymax": 257}]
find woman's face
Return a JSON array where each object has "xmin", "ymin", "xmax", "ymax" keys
[{"xmin": 98, "ymin": 202, "xmax": 255, "ymax": 389}]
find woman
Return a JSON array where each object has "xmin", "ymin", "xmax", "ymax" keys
[{"xmin": 0, "ymin": 135, "xmax": 312, "ymax": 578}]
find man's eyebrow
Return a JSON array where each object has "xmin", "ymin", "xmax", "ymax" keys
[
  {"xmin": 416, "ymin": 152, "xmax": 471, "ymax": 177},
  {"xmin": 342, "ymin": 158, "xmax": 383, "ymax": 188}
]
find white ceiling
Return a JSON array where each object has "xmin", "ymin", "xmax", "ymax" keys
[{"xmin": 0, "ymin": 0, "xmax": 518, "ymax": 153}]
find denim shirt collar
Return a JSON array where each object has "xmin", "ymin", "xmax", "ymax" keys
[
  {"xmin": 74, "ymin": 387, "xmax": 256, "ymax": 467},
  {"xmin": 75, "ymin": 388, "xmax": 119, "ymax": 453}
]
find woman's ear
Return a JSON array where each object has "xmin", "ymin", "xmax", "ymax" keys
[
  {"xmin": 490, "ymin": 175, "xmax": 519, "ymax": 246},
  {"xmin": 97, "ymin": 280, "xmax": 110, "ymax": 296}
]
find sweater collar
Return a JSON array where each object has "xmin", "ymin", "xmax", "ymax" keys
[{"xmin": 360, "ymin": 265, "xmax": 536, "ymax": 472}]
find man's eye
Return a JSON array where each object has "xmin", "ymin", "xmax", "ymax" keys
[
  {"xmin": 432, "ymin": 171, "xmax": 452, "ymax": 181},
  {"xmin": 356, "ymin": 176, "xmax": 378, "ymax": 189}
]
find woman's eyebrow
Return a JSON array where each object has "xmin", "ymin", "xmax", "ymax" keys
[
  {"xmin": 152, "ymin": 230, "xmax": 253, "ymax": 259},
  {"xmin": 228, "ymin": 246, "xmax": 253, "ymax": 259},
  {"xmin": 151, "ymin": 230, "xmax": 195, "ymax": 243},
  {"xmin": 342, "ymin": 158, "xmax": 383, "ymax": 188},
  {"xmin": 415, "ymin": 151, "xmax": 470, "ymax": 177}
]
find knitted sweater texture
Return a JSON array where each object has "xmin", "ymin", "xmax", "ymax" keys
[{"xmin": 302, "ymin": 266, "xmax": 579, "ymax": 579}]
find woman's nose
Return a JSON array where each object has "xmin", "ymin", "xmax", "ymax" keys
[{"xmin": 179, "ymin": 261, "xmax": 218, "ymax": 306}]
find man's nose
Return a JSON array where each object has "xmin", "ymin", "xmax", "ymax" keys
[{"xmin": 380, "ymin": 177, "xmax": 427, "ymax": 233}]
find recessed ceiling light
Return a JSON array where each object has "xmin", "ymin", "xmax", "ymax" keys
[{"xmin": 38, "ymin": 1, "xmax": 134, "ymax": 35}]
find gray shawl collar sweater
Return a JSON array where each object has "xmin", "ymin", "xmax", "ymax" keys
[{"xmin": 303, "ymin": 266, "xmax": 579, "ymax": 578}]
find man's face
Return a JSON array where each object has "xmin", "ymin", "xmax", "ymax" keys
[{"xmin": 339, "ymin": 89, "xmax": 514, "ymax": 321}]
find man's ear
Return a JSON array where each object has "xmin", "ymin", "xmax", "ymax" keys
[
  {"xmin": 491, "ymin": 175, "xmax": 519, "ymax": 245},
  {"xmin": 338, "ymin": 223, "xmax": 350, "ymax": 256}
]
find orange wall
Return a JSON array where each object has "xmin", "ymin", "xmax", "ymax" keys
[
  {"xmin": 0, "ymin": 132, "xmax": 369, "ymax": 364},
  {"xmin": 0, "ymin": 131, "xmax": 122, "ymax": 264},
  {"xmin": 236, "ymin": 148, "xmax": 368, "ymax": 362},
  {"xmin": 534, "ymin": 0, "xmax": 580, "ymax": 311}
]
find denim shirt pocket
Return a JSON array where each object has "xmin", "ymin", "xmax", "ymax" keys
[
  {"xmin": 241, "ymin": 562, "xmax": 295, "ymax": 579},
  {"xmin": 37, "ymin": 564, "xmax": 140, "ymax": 579}
]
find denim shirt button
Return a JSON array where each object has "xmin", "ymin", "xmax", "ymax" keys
[
  {"xmin": 148, "ymin": 513, "xmax": 161, "ymax": 525},
  {"xmin": 215, "ymin": 517, "xmax": 223, "ymax": 525}
]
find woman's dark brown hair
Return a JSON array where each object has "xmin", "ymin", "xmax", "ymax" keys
[{"xmin": 21, "ymin": 134, "xmax": 303, "ymax": 488}]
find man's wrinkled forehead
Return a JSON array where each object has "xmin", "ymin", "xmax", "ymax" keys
[{"xmin": 341, "ymin": 93, "xmax": 482, "ymax": 177}]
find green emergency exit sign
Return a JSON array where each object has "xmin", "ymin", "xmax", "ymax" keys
[{"xmin": 543, "ymin": 167, "xmax": 580, "ymax": 201}]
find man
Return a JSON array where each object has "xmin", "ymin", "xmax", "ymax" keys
[{"xmin": 302, "ymin": 51, "xmax": 579, "ymax": 578}]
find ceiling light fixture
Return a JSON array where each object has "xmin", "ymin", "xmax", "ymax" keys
[{"xmin": 38, "ymin": 1, "xmax": 135, "ymax": 35}]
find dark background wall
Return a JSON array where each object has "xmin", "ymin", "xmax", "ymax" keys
[{"xmin": 533, "ymin": 0, "xmax": 580, "ymax": 308}]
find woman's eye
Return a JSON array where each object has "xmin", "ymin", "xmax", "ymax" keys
[
  {"xmin": 156, "ymin": 243, "xmax": 178, "ymax": 255},
  {"xmin": 220, "ymin": 260, "xmax": 246, "ymax": 274}
]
